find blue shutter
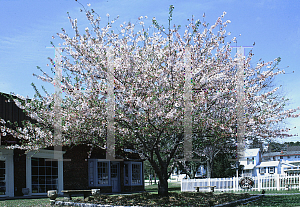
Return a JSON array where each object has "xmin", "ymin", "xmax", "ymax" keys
[{"xmin": 88, "ymin": 159, "xmax": 95, "ymax": 186}]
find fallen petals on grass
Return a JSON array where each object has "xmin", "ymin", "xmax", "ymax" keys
[{"xmin": 68, "ymin": 192, "xmax": 252, "ymax": 206}]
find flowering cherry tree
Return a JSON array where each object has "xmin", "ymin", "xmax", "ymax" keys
[{"xmin": 1, "ymin": 4, "xmax": 300, "ymax": 196}]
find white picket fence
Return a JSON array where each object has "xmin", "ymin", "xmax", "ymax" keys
[{"xmin": 181, "ymin": 174, "xmax": 300, "ymax": 192}]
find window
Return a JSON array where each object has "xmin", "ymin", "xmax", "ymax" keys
[
  {"xmin": 31, "ymin": 158, "xmax": 58, "ymax": 193},
  {"xmin": 88, "ymin": 160, "xmax": 110, "ymax": 187},
  {"xmin": 97, "ymin": 162, "xmax": 109, "ymax": 185},
  {"xmin": 247, "ymin": 157, "xmax": 254, "ymax": 165},
  {"xmin": 280, "ymin": 156, "xmax": 283, "ymax": 159},
  {"xmin": 132, "ymin": 163, "xmax": 142, "ymax": 185},
  {"xmin": 26, "ymin": 149, "xmax": 64, "ymax": 196},
  {"xmin": 124, "ymin": 162, "xmax": 142, "ymax": 186},
  {"xmin": 269, "ymin": 167, "xmax": 275, "ymax": 174},
  {"xmin": 260, "ymin": 167, "xmax": 266, "ymax": 174}
]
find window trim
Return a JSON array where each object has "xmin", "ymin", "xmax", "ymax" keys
[
  {"xmin": 124, "ymin": 163, "xmax": 129, "ymax": 186},
  {"xmin": 124, "ymin": 162, "xmax": 143, "ymax": 186},
  {"xmin": 0, "ymin": 149, "xmax": 14, "ymax": 197},
  {"xmin": 31, "ymin": 157, "xmax": 58, "ymax": 194},
  {"xmin": 131, "ymin": 162, "xmax": 142, "ymax": 186},
  {"xmin": 26, "ymin": 150, "xmax": 65, "ymax": 196},
  {"xmin": 88, "ymin": 159, "xmax": 111, "ymax": 187}
]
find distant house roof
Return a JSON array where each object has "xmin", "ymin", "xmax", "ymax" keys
[
  {"xmin": 287, "ymin": 146, "xmax": 300, "ymax": 152},
  {"xmin": 257, "ymin": 161, "xmax": 280, "ymax": 168},
  {"xmin": 263, "ymin": 151, "xmax": 300, "ymax": 157}
]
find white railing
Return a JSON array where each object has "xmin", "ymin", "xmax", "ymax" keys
[{"xmin": 181, "ymin": 174, "xmax": 300, "ymax": 192}]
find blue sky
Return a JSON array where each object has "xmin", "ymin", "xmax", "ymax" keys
[{"xmin": 0, "ymin": 0, "xmax": 300, "ymax": 143}]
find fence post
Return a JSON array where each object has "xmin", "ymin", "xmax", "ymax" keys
[
  {"xmin": 258, "ymin": 173, "xmax": 261, "ymax": 191},
  {"xmin": 181, "ymin": 180, "xmax": 182, "ymax": 192},
  {"xmin": 237, "ymin": 175, "xmax": 239, "ymax": 191},
  {"xmin": 298, "ymin": 175, "xmax": 300, "ymax": 191},
  {"xmin": 208, "ymin": 177, "xmax": 211, "ymax": 192},
  {"xmin": 232, "ymin": 177, "xmax": 235, "ymax": 191},
  {"xmin": 276, "ymin": 174, "xmax": 280, "ymax": 191}
]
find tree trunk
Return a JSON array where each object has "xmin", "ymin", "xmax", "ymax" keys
[
  {"xmin": 148, "ymin": 159, "xmax": 169, "ymax": 197},
  {"xmin": 206, "ymin": 159, "xmax": 213, "ymax": 178},
  {"xmin": 158, "ymin": 178, "xmax": 168, "ymax": 197}
]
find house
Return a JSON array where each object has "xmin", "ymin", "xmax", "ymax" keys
[
  {"xmin": 256, "ymin": 161, "xmax": 281, "ymax": 175},
  {"xmin": 280, "ymin": 160, "xmax": 300, "ymax": 175},
  {"xmin": 239, "ymin": 148, "xmax": 261, "ymax": 177},
  {"xmin": 239, "ymin": 146, "xmax": 300, "ymax": 177},
  {"xmin": 0, "ymin": 92, "xmax": 144, "ymax": 197},
  {"xmin": 195, "ymin": 165, "xmax": 206, "ymax": 178},
  {"xmin": 262, "ymin": 150, "xmax": 300, "ymax": 175}
]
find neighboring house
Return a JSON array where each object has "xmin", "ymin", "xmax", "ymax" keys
[
  {"xmin": 280, "ymin": 160, "xmax": 300, "ymax": 175},
  {"xmin": 239, "ymin": 148, "xmax": 261, "ymax": 177},
  {"xmin": 0, "ymin": 92, "xmax": 144, "ymax": 197},
  {"xmin": 239, "ymin": 147, "xmax": 300, "ymax": 178},
  {"xmin": 262, "ymin": 150, "xmax": 300, "ymax": 175},
  {"xmin": 256, "ymin": 161, "xmax": 281, "ymax": 176},
  {"xmin": 195, "ymin": 165, "xmax": 206, "ymax": 178}
]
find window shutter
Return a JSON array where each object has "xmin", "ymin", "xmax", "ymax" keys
[{"xmin": 88, "ymin": 160, "xmax": 95, "ymax": 186}]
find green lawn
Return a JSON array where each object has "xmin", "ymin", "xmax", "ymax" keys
[
  {"xmin": 1, "ymin": 183, "xmax": 298, "ymax": 207},
  {"xmin": 238, "ymin": 189, "xmax": 300, "ymax": 194},
  {"xmin": 239, "ymin": 195, "xmax": 300, "ymax": 206},
  {"xmin": 0, "ymin": 183, "xmax": 181, "ymax": 207},
  {"xmin": 0, "ymin": 198, "xmax": 51, "ymax": 207},
  {"xmin": 145, "ymin": 182, "xmax": 181, "ymax": 193}
]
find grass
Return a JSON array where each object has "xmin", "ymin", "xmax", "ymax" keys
[
  {"xmin": 238, "ymin": 189, "xmax": 300, "ymax": 194},
  {"xmin": 145, "ymin": 182, "xmax": 181, "ymax": 193},
  {"xmin": 6, "ymin": 183, "xmax": 300, "ymax": 207},
  {"xmin": 0, "ymin": 198, "xmax": 51, "ymax": 207},
  {"xmin": 238, "ymin": 194, "xmax": 300, "ymax": 206}
]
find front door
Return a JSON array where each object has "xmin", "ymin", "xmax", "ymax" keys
[{"xmin": 111, "ymin": 162, "xmax": 120, "ymax": 192}]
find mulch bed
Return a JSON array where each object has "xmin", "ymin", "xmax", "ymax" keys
[{"xmin": 67, "ymin": 192, "xmax": 252, "ymax": 206}]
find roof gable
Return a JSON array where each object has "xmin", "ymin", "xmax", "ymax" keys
[{"xmin": 244, "ymin": 148, "xmax": 260, "ymax": 157}]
